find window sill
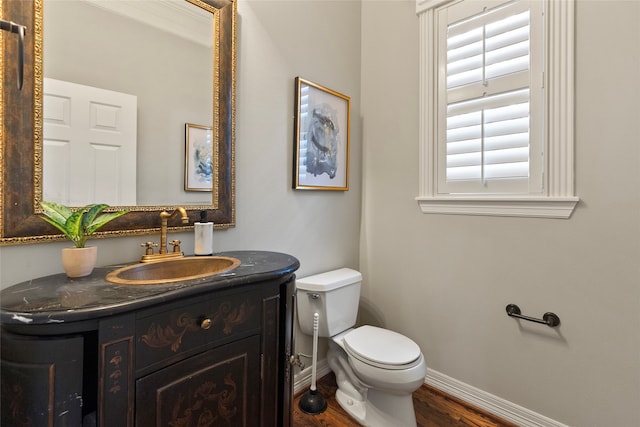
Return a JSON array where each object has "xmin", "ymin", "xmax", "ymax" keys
[{"xmin": 415, "ymin": 196, "xmax": 579, "ymax": 219}]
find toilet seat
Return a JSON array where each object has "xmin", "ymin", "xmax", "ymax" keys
[{"xmin": 343, "ymin": 325, "xmax": 422, "ymax": 370}]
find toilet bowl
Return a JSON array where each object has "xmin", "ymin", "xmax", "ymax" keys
[{"xmin": 296, "ymin": 268, "xmax": 427, "ymax": 427}]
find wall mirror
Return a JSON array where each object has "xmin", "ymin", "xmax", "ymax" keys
[{"xmin": 0, "ymin": 0, "xmax": 236, "ymax": 245}]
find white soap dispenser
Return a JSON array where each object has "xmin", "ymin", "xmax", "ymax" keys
[{"xmin": 194, "ymin": 210, "xmax": 213, "ymax": 256}]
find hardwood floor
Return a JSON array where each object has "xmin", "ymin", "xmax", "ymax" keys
[{"xmin": 293, "ymin": 373, "xmax": 519, "ymax": 427}]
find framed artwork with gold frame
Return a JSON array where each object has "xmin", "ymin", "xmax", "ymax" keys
[
  {"xmin": 185, "ymin": 123, "xmax": 214, "ymax": 192},
  {"xmin": 293, "ymin": 77, "xmax": 350, "ymax": 191}
]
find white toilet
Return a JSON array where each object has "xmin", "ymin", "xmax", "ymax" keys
[{"xmin": 296, "ymin": 268, "xmax": 427, "ymax": 427}]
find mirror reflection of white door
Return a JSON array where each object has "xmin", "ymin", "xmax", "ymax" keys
[{"xmin": 43, "ymin": 78, "xmax": 137, "ymax": 206}]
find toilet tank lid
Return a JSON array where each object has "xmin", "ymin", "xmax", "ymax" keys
[{"xmin": 296, "ymin": 268, "xmax": 362, "ymax": 292}]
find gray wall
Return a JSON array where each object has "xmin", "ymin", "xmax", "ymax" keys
[
  {"xmin": 2, "ymin": 1, "xmax": 639, "ymax": 426},
  {"xmin": 360, "ymin": 1, "xmax": 640, "ymax": 426}
]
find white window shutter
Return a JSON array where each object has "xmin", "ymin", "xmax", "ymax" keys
[{"xmin": 438, "ymin": 0, "xmax": 541, "ymax": 194}]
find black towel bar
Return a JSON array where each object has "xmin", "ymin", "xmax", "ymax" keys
[{"xmin": 506, "ymin": 304, "xmax": 560, "ymax": 327}]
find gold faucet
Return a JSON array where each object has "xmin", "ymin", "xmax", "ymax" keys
[{"xmin": 140, "ymin": 207, "xmax": 189, "ymax": 262}]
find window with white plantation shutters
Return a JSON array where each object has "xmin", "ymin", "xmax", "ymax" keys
[
  {"xmin": 438, "ymin": 0, "xmax": 543, "ymax": 194},
  {"xmin": 416, "ymin": 0, "xmax": 577, "ymax": 218}
]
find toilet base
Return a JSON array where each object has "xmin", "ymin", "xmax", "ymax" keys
[
  {"xmin": 335, "ymin": 387, "xmax": 418, "ymax": 427},
  {"xmin": 335, "ymin": 388, "xmax": 367, "ymax": 424}
]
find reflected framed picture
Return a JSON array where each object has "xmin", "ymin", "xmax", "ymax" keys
[
  {"xmin": 185, "ymin": 123, "xmax": 214, "ymax": 191},
  {"xmin": 293, "ymin": 77, "xmax": 351, "ymax": 191}
]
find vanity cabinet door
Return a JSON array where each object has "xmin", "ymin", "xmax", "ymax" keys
[
  {"xmin": 279, "ymin": 279, "xmax": 296, "ymax": 427},
  {"xmin": 0, "ymin": 331, "xmax": 84, "ymax": 427},
  {"xmin": 260, "ymin": 278, "xmax": 295, "ymax": 427},
  {"xmin": 135, "ymin": 335, "xmax": 261, "ymax": 427}
]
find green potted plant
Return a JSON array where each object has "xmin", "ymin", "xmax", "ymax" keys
[{"xmin": 39, "ymin": 201, "xmax": 128, "ymax": 277}]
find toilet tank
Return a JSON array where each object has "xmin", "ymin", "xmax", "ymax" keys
[{"xmin": 296, "ymin": 268, "xmax": 362, "ymax": 337}]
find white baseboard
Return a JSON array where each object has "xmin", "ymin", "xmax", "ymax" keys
[
  {"xmin": 293, "ymin": 358, "xmax": 332, "ymax": 395},
  {"xmin": 425, "ymin": 369, "xmax": 570, "ymax": 427},
  {"xmin": 293, "ymin": 359, "xmax": 569, "ymax": 427}
]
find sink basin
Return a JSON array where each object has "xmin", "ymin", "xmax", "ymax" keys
[{"xmin": 105, "ymin": 256, "xmax": 241, "ymax": 285}]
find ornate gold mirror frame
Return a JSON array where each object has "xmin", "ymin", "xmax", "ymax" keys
[{"xmin": 0, "ymin": 0, "xmax": 236, "ymax": 245}]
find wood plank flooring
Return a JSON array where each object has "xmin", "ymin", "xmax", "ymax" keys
[{"xmin": 293, "ymin": 373, "xmax": 519, "ymax": 427}]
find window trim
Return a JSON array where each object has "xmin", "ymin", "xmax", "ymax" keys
[{"xmin": 416, "ymin": 0, "xmax": 578, "ymax": 219}]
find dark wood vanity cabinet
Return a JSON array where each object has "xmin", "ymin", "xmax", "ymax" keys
[
  {"xmin": 100, "ymin": 282, "xmax": 288, "ymax": 427},
  {"xmin": 0, "ymin": 251, "xmax": 299, "ymax": 427}
]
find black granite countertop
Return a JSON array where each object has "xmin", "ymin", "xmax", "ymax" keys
[{"xmin": 0, "ymin": 251, "xmax": 299, "ymax": 329}]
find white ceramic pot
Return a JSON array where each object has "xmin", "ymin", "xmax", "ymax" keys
[{"xmin": 61, "ymin": 246, "xmax": 98, "ymax": 278}]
